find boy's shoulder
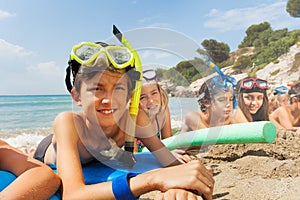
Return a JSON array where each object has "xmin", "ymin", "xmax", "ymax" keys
[
  {"xmin": 54, "ymin": 111, "xmax": 84, "ymax": 126},
  {"xmin": 273, "ymin": 106, "xmax": 289, "ymax": 114}
]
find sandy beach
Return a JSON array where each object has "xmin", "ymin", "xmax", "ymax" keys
[
  {"xmin": 140, "ymin": 129, "xmax": 300, "ymax": 200},
  {"xmin": 2, "ymin": 125, "xmax": 299, "ymax": 199}
]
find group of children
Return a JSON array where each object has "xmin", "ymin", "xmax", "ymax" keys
[
  {"xmin": 1, "ymin": 38, "xmax": 299, "ymax": 199},
  {"xmin": 183, "ymin": 75, "xmax": 299, "ymax": 133}
]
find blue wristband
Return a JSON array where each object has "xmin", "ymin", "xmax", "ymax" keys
[{"xmin": 112, "ymin": 173, "xmax": 138, "ymax": 200}]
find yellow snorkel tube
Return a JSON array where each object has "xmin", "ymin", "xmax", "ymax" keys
[{"xmin": 113, "ymin": 25, "xmax": 143, "ymax": 154}]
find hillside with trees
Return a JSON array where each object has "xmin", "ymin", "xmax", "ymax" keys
[{"xmin": 156, "ymin": 21, "xmax": 300, "ymax": 91}]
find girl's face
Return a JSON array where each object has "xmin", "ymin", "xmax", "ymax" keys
[
  {"xmin": 139, "ymin": 84, "xmax": 161, "ymax": 116},
  {"xmin": 242, "ymin": 92, "xmax": 264, "ymax": 114},
  {"xmin": 78, "ymin": 70, "xmax": 129, "ymax": 129},
  {"xmin": 211, "ymin": 90, "xmax": 234, "ymax": 119}
]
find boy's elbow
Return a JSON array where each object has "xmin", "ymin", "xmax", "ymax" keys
[{"xmin": 41, "ymin": 166, "xmax": 61, "ymax": 193}]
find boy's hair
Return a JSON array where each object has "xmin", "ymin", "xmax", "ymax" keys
[
  {"xmin": 197, "ymin": 76, "xmax": 232, "ymax": 106},
  {"xmin": 288, "ymin": 82, "xmax": 300, "ymax": 103},
  {"xmin": 288, "ymin": 82, "xmax": 300, "ymax": 95}
]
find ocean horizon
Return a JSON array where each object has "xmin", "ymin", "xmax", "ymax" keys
[{"xmin": 0, "ymin": 94, "xmax": 198, "ymax": 149}]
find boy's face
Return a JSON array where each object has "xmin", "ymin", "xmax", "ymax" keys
[
  {"xmin": 211, "ymin": 90, "xmax": 234, "ymax": 119},
  {"xmin": 79, "ymin": 70, "xmax": 129, "ymax": 129}
]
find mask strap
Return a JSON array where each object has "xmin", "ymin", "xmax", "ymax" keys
[{"xmin": 65, "ymin": 64, "xmax": 73, "ymax": 93}]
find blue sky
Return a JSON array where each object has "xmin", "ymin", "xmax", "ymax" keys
[{"xmin": 0, "ymin": 0, "xmax": 298, "ymax": 95}]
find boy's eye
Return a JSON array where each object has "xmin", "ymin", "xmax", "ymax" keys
[
  {"xmin": 217, "ymin": 97, "xmax": 226, "ymax": 102},
  {"xmin": 114, "ymin": 84, "xmax": 126, "ymax": 91},
  {"xmin": 90, "ymin": 87, "xmax": 103, "ymax": 92},
  {"xmin": 140, "ymin": 95, "xmax": 146, "ymax": 101},
  {"xmin": 115, "ymin": 86, "xmax": 125, "ymax": 91}
]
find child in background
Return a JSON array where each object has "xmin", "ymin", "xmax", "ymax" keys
[
  {"xmin": 135, "ymin": 69, "xmax": 194, "ymax": 163},
  {"xmin": 270, "ymin": 82, "xmax": 300, "ymax": 131},
  {"xmin": 269, "ymin": 85, "xmax": 289, "ymax": 114},
  {"xmin": 0, "ymin": 140, "xmax": 60, "ymax": 199},
  {"xmin": 135, "ymin": 69, "xmax": 172, "ymax": 152},
  {"xmin": 236, "ymin": 77, "xmax": 270, "ymax": 122},
  {"xmin": 182, "ymin": 75, "xmax": 242, "ymax": 132},
  {"xmin": 274, "ymin": 85, "xmax": 289, "ymax": 107}
]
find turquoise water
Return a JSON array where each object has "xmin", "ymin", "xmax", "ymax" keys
[
  {"xmin": 0, "ymin": 95, "xmax": 74, "ymax": 131},
  {"xmin": 0, "ymin": 95, "xmax": 198, "ymax": 148},
  {"xmin": 0, "ymin": 95, "xmax": 198, "ymax": 131}
]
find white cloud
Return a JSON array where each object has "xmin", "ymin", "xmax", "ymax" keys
[
  {"xmin": 0, "ymin": 39, "xmax": 34, "ymax": 58},
  {"xmin": 0, "ymin": 39, "xmax": 36, "ymax": 76},
  {"xmin": 0, "ymin": 10, "xmax": 16, "ymax": 20},
  {"xmin": 204, "ymin": 1, "xmax": 297, "ymax": 32},
  {"xmin": 27, "ymin": 61, "xmax": 63, "ymax": 77},
  {"xmin": 0, "ymin": 39, "xmax": 65, "ymax": 95},
  {"xmin": 1, "ymin": 61, "xmax": 65, "ymax": 95}
]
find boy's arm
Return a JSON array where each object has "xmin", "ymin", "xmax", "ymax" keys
[
  {"xmin": 270, "ymin": 107, "xmax": 294, "ymax": 130},
  {"xmin": 160, "ymin": 106, "xmax": 173, "ymax": 139}
]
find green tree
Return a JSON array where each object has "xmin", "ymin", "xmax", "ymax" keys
[
  {"xmin": 233, "ymin": 55, "xmax": 252, "ymax": 70},
  {"xmin": 239, "ymin": 22, "xmax": 271, "ymax": 47},
  {"xmin": 269, "ymin": 29, "xmax": 288, "ymax": 43},
  {"xmin": 201, "ymin": 39, "xmax": 230, "ymax": 63},
  {"xmin": 286, "ymin": 0, "xmax": 300, "ymax": 17},
  {"xmin": 254, "ymin": 28, "xmax": 273, "ymax": 47},
  {"xmin": 255, "ymin": 38, "xmax": 290, "ymax": 65}
]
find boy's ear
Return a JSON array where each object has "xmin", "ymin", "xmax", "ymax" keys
[
  {"xmin": 291, "ymin": 96, "xmax": 298, "ymax": 104},
  {"xmin": 71, "ymin": 89, "xmax": 82, "ymax": 106},
  {"xmin": 205, "ymin": 103, "xmax": 212, "ymax": 109}
]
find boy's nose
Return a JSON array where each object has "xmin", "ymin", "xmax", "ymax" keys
[{"xmin": 102, "ymin": 98, "xmax": 110, "ymax": 104}]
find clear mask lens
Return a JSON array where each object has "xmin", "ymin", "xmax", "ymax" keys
[
  {"xmin": 75, "ymin": 45, "xmax": 102, "ymax": 61},
  {"xmin": 243, "ymin": 80, "xmax": 254, "ymax": 89},
  {"xmin": 212, "ymin": 76, "xmax": 234, "ymax": 90},
  {"xmin": 107, "ymin": 48, "xmax": 132, "ymax": 65},
  {"xmin": 143, "ymin": 69, "xmax": 157, "ymax": 81},
  {"xmin": 256, "ymin": 80, "xmax": 268, "ymax": 88}
]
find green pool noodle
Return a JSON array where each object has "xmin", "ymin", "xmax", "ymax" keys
[{"xmin": 142, "ymin": 121, "xmax": 276, "ymax": 152}]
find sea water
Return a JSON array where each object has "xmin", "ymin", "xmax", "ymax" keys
[{"xmin": 0, "ymin": 95, "xmax": 198, "ymax": 149}]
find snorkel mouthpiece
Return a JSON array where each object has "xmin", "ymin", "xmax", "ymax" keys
[{"xmin": 99, "ymin": 139, "xmax": 136, "ymax": 168}]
